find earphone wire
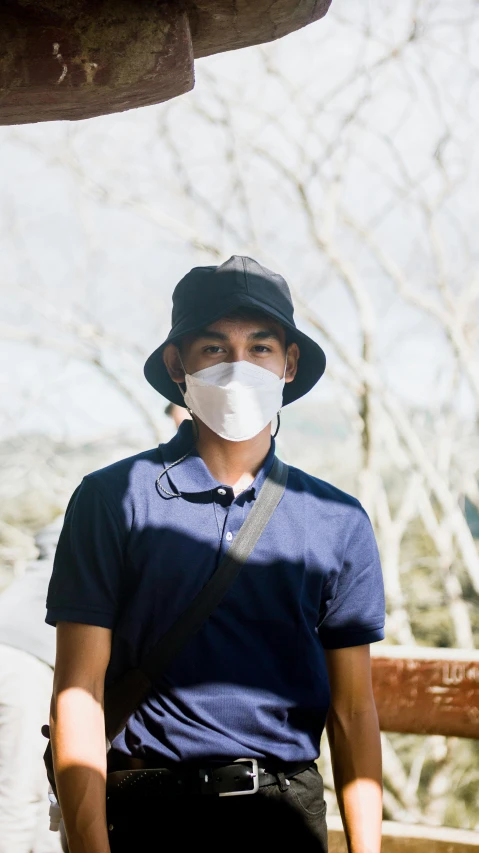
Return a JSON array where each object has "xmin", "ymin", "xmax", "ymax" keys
[
  {"xmin": 156, "ymin": 410, "xmax": 199, "ymax": 498},
  {"xmin": 273, "ymin": 411, "xmax": 281, "ymax": 439}
]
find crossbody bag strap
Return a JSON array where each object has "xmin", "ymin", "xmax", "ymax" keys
[
  {"xmin": 44, "ymin": 457, "xmax": 289, "ymax": 795},
  {"xmin": 141, "ymin": 455, "xmax": 289, "ymax": 681}
]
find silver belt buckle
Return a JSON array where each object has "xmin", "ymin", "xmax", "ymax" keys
[{"xmin": 218, "ymin": 758, "xmax": 259, "ymax": 797}]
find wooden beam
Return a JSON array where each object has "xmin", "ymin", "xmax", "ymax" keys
[
  {"xmin": 0, "ymin": 1, "xmax": 332, "ymax": 125},
  {"xmin": 0, "ymin": 2, "xmax": 195, "ymax": 125},
  {"xmin": 328, "ymin": 816, "xmax": 479, "ymax": 852},
  {"xmin": 371, "ymin": 645, "xmax": 479, "ymax": 739},
  {"xmin": 191, "ymin": 0, "xmax": 332, "ymax": 59}
]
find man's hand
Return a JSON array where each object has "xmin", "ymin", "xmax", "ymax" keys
[
  {"xmin": 51, "ymin": 622, "xmax": 112, "ymax": 853},
  {"xmin": 325, "ymin": 644, "xmax": 382, "ymax": 853}
]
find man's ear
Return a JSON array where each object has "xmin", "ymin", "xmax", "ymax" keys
[
  {"xmin": 163, "ymin": 344, "xmax": 185, "ymax": 385},
  {"xmin": 285, "ymin": 342, "xmax": 299, "ymax": 384}
]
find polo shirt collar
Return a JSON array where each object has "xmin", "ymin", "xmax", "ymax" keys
[{"xmin": 158, "ymin": 420, "xmax": 276, "ymax": 497}]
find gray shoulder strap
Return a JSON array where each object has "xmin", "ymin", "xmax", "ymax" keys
[{"xmin": 141, "ymin": 456, "xmax": 288, "ymax": 681}]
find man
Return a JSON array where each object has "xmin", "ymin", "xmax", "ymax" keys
[
  {"xmin": 0, "ymin": 520, "xmax": 63, "ymax": 853},
  {"xmin": 47, "ymin": 256, "xmax": 385, "ymax": 853}
]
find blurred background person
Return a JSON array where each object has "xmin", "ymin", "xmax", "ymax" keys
[
  {"xmin": 0, "ymin": 519, "xmax": 63, "ymax": 853},
  {"xmin": 164, "ymin": 402, "xmax": 191, "ymax": 430}
]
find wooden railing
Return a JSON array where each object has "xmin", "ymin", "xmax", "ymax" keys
[
  {"xmin": 328, "ymin": 645, "xmax": 479, "ymax": 851},
  {"xmin": 328, "ymin": 816, "xmax": 479, "ymax": 852},
  {"xmin": 371, "ymin": 645, "xmax": 479, "ymax": 739}
]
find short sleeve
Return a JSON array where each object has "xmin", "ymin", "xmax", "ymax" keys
[
  {"xmin": 317, "ymin": 507, "xmax": 385, "ymax": 649},
  {"xmin": 46, "ymin": 476, "xmax": 126, "ymax": 629}
]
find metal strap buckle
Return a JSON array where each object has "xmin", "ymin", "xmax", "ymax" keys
[
  {"xmin": 219, "ymin": 758, "xmax": 259, "ymax": 797},
  {"xmin": 199, "ymin": 758, "xmax": 259, "ymax": 797}
]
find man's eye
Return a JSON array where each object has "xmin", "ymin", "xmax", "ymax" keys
[
  {"xmin": 204, "ymin": 346, "xmax": 224, "ymax": 354},
  {"xmin": 253, "ymin": 346, "xmax": 271, "ymax": 353}
]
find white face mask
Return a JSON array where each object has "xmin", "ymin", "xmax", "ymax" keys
[{"xmin": 182, "ymin": 360, "xmax": 286, "ymax": 442}]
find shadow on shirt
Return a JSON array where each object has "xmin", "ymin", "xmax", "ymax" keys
[{"xmin": 46, "ymin": 447, "xmax": 384, "ymax": 765}]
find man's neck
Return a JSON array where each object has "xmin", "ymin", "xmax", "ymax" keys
[{"xmin": 195, "ymin": 422, "xmax": 272, "ymax": 495}]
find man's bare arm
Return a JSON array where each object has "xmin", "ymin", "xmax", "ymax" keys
[
  {"xmin": 324, "ymin": 644, "xmax": 382, "ymax": 853},
  {"xmin": 51, "ymin": 622, "xmax": 112, "ymax": 853}
]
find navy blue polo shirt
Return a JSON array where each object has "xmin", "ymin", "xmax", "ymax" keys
[{"xmin": 46, "ymin": 421, "xmax": 385, "ymax": 765}]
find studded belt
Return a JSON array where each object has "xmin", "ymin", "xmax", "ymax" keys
[{"xmin": 106, "ymin": 758, "xmax": 313, "ymax": 799}]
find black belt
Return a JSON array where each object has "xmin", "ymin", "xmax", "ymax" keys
[{"xmin": 107, "ymin": 759, "xmax": 313, "ymax": 800}]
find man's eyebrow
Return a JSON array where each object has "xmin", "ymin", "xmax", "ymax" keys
[
  {"xmin": 248, "ymin": 329, "xmax": 282, "ymax": 342},
  {"xmin": 193, "ymin": 328, "xmax": 282, "ymax": 342}
]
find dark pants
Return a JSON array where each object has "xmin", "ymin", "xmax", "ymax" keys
[{"xmin": 107, "ymin": 764, "xmax": 328, "ymax": 852}]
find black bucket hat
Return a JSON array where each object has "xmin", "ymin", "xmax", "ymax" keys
[{"xmin": 144, "ymin": 255, "xmax": 326, "ymax": 407}]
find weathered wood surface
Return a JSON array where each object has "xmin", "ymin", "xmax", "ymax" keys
[
  {"xmin": 0, "ymin": 1, "xmax": 194, "ymax": 124},
  {"xmin": 0, "ymin": 0, "xmax": 332, "ymax": 125},
  {"xmin": 191, "ymin": 0, "xmax": 332, "ymax": 58},
  {"xmin": 371, "ymin": 645, "xmax": 479, "ymax": 739},
  {"xmin": 328, "ymin": 816, "xmax": 479, "ymax": 853}
]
